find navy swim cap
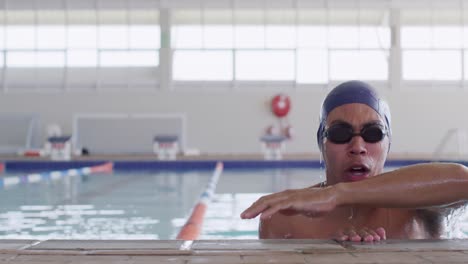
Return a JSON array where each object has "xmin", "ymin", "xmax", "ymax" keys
[{"xmin": 317, "ymin": 80, "xmax": 392, "ymax": 150}]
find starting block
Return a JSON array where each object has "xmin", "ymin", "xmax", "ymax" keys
[
  {"xmin": 260, "ymin": 135, "xmax": 286, "ymax": 160},
  {"xmin": 154, "ymin": 135, "xmax": 179, "ymax": 160},
  {"xmin": 47, "ymin": 136, "xmax": 72, "ymax": 161}
]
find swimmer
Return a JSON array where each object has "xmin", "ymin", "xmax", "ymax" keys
[{"xmin": 241, "ymin": 80, "xmax": 468, "ymax": 242}]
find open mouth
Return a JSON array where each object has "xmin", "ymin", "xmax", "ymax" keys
[{"xmin": 345, "ymin": 165, "xmax": 371, "ymax": 182}]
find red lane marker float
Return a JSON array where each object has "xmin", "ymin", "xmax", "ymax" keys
[
  {"xmin": 89, "ymin": 162, "xmax": 114, "ymax": 173},
  {"xmin": 177, "ymin": 162, "xmax": 223, "ymax": 240}
]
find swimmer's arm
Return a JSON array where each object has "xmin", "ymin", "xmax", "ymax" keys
[
  {"xmin": 240, "ymin": 163, "xmax": 467, "ymax": 220},
  {"xmin": 336, "ymin": 163, "xmax": 468, "ymax": 209}
]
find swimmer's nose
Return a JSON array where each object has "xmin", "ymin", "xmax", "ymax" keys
[{"xmin": 348, "ymin": 135, "xmax": 367, "ymax": 156}]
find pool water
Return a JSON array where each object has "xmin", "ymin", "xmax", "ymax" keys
[
  {"xmin": 1, "ymin": 167, "xmax": 467, "ymax": 240},
  {"xmin": 0, "ymin": 168, "xmax": 324, "ymax": 240}
]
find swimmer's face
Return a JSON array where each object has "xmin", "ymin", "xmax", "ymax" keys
[{"xmin": 322, "ymin": 103, "xmax": 389, "ymax": 185}]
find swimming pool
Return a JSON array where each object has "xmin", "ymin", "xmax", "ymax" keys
[
  {"xmin": 0, "ymin": 161, "xmax": 322, "ymax": 240},
  {"xmin": 0, "ymin": 160, "xmax": 467, "ymax": 240}
]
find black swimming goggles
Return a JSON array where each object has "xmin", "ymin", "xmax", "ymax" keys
[{"xmin": 323, "ymin": 123, "xmax": 388, "ymax": 144}]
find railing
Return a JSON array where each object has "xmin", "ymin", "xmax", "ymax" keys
[{"xmin": 433, "ymin": 128, "xmax": 467, "ymax": 161}]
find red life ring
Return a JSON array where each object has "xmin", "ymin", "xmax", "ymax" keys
[{"xmin": 271, "ymin": 94, "xmax": 291, "ymax": 117}]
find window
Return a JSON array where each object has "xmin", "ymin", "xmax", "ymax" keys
[
  {"xmin": 3, "ymin": 24, "xmax": 160, "ymax": 68},
  {"xmin": 100, "ymin": 51, "xmax": 159, "ymax": 67},
  {"xmin": 401, "ymin": 9, "xmax": 465, "ymax": 82},
  {"xmin": 6, "ymin": 26, "xmax": 35, "ymax": 49},
  {"xmin": 68, "ymin": 26, "xmax": 98, "ymax": 49},
  {"xmin": 99, "ymin": 26, "xmax": 128, "ymax": 49},
  {"xmin": 236, "ymin": 51, "xmax": 294, "ymax": 81},
  {"xmin": 402, "ymin": 26, "xmax": 463, "ymax": 81},
  {"xmin": 403, "ymin": 50, "xmax": 461, "ymax": 80},
  {"xmin": 7, "ymin": 6, "xmax": 468, "ymax": 91},
  {"xmin": 67, "ymin": 50, "xmax": 98, "ymax": 67},
  {"xmin": 330, "ymin": 50, "xmax": 388, "ymax": 80},
  {"xmin": 38, "ymin": 26, "xmax": 66, "ymax": 49},
  {"xmin": 130, "ymin": 26, "xmax": 160, "ymax": 49},
  {"xmin": 7, "ymin": 51, "xmax": 65, "ymax": 68},
  {"xmin": 7, "ymin": 52, "xmax": 36, "ymax": 67},
  {"xmin": 173, "ymin": 51, "xmax": 232, "ymax": 81},
  {"xmin": 296, "ymin": 50, "xmax": 328, "ymax": 84},
  {"xmin": 1, "ymin": 9, "xmax": 160, "ymax": 91},
  {"xmin": 171, "ymin": 9, "xmax": 390, "ymax": 85}
]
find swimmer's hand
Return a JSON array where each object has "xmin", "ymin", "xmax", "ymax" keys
[
  {"xmin": 240, "ymin": 186, "xmax": 338, "ymax": 220},
  {"xmin": 335, "ymin": 226, "xmax": 386, "ymax": 242}
]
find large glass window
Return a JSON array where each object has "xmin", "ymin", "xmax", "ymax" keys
[
  {"xmin": 0, "ymin": 9, "xmax": 160, "ymax": 91},
  {"xmin": 7, "ymin": 51, "xmax": 65, "ymax": 67},
  {"xmin": 402, "ymin": 26, "xmax": 463, "ymax": 81},
  {"xmin": 173, "ymin": 51, "xmax": 233, "ymax": 81},
  {"xmin": 401, "ymin": 9, "xmax": 465, "ymax": 82},
  {"xmin": 5, "ymin": 6, "xmax": 468, "ymax": 91},
  {"xmin": 67, "ymin": 50, "xmax": 98, "ymax": 67},
  {"xmin": 3, "ymin": 11, "xmax": 160, "ymax": 69},
  {"xmin": 68, "ymin": 26, "xmax": 98, "ymax": 49},
  {"xmin": 6, "ymin": 26, "xmax": 35, "ymax": 49},
  {"xmin": 296, "ymin": 50, "xmax": 328, "ymax": 84},
  {"xmin": 3, "ymin": 24, "xmax": 160, "ymax": 68},
  {"xmin": 236, "ymin": 51, "xmax": 294, "ymax": 81},
  {"xmin": 171, "ymin": 9, "xmax": 390, "ymax": 84},
  {"xmin": 100, "ymin": 51, "xmax": 159, "ymax": 67},
  {"xmin": 99, "ymin": 26, "xmax": 129, "ymax": 49},
  {"xmin": 330, "ymin": 50, "xmax": 388, "ymax": 80},
  {"xmin": 7, "ymin": 52, "xmax": 33, "ymax": 68},
  {"xmin": 37, "ymin": 26, "xmax": 66, "ymax": 49},
  {"xmin": 7, "ymin": 51, "xmax": 65, "ymax": 68}
]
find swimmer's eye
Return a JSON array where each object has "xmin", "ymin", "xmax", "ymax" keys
[{"xmin": 324, "ymin": 124, "xmax": 388, "ymax": 144}]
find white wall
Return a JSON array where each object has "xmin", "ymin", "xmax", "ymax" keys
[{"xmin": 0, "ymin": 86, "xmax": 466, "ymax": 157}]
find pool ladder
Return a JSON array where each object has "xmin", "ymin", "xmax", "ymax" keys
[{"xmin": 433, "ymin": 128, "xmax": 467, "ymax": 161}]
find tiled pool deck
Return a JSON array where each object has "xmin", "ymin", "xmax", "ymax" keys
[{"xmin": 1, "ymin": 239, "xmax": 468, "ymax": 263}]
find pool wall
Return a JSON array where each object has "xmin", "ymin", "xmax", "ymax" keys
[{"xmin": 2, "ymin": 159, "xmax": 467, "ymax": 173}]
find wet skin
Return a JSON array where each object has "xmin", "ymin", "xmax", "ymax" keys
[{"xmin": 241, "ymin": 104, "xmax": 468, "ymax": 241}]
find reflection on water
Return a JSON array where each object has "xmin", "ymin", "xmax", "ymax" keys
[
  {"xmin": 0, "ymin": 204, "xmax": 159, "ymax": 239},
  {"xmin": 201, "ymin": 193, "xmax": 264, "ymax": 239}
]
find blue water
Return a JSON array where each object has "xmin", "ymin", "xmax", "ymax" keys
[
  {"xmin": 0, "ymin": 168, "xmax": 323, "ymax": 240},
  {"xmin": 1, "ymin": 167, "xmax": 466, "ymax": 240}
]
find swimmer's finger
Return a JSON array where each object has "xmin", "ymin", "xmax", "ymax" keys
[
  {"xmin": 358, "ymin": 229, "xmax": 373, "ymax": 242},
  {"xmin": 361, "ymin": 228, "xmax": 379, "ymax": 242},
  {"xmin": 337, "ymin": 235, "xmax": 349, "ymax": 241},
  {"xmin": 259, "ymin": 203, "xmax": 288, "ymax": 220},
  {"xmin": 342, "ymin": 227, "xmax": 360, "ymax": 242},
  {"xmin": 241, "ymin": 190, "xmax": 299, "ymax": 219},
  {"xmin": 240, "ymin": 203, "xmax": 269, "ymax": 219},
  {"xmin": 376, "ymin": 227, "xmax": 386, "ymax": 240},
  {"xmin": 334, "ymin": 230, "xmax": 349, "ymax": 242},
  {"xmin": 364, "ymin": 228, "xmax": 381, "ymax": 242},
  {"xmin": 240, "ymin": 193, "xmax": 288, "ymax": 219},
  {"xmin": 347, "ymin": 229, "xmax": 361, "ymax": 242}
]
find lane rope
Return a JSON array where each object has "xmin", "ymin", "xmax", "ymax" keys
[
  {"xmin": 176, "ymin": 161, "xmax": 223, "ymax": 240},
  {"xmin": 0, "ymin": 162, "xmax": 113, "ymax": 189}
]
